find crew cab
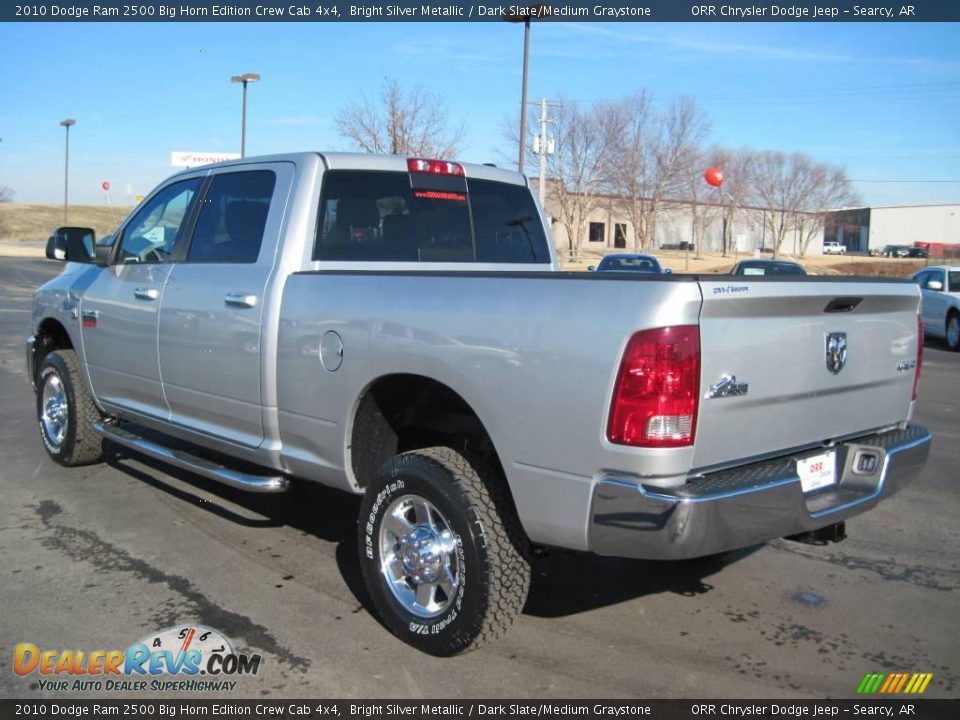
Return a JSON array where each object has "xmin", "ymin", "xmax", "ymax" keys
[{"xmin": 27, "ymin": 153, "xmax": 931, "ymax": 655}]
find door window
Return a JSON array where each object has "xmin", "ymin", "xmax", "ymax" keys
[
  {"xmin": 118, "ymin": 179, "xmax": 201, "ymax": 264},
  {"xmin": 186, "ymin": 170, "xmax": 277, "ymax": 264}
]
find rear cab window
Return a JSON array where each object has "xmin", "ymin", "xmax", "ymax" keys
[{"xmin": 314, "ymin": 166, "xmax": 550, "ymax": 265}]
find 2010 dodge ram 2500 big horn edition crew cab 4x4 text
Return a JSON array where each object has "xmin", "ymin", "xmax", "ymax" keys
[{"xmin": 27, "ymin": 153, "xmax": 931, "ymax": 655}]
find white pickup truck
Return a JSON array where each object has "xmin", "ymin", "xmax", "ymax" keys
[
  {"xmin": 823, "ymin": 241, "xmax": 847, "ymax": 255},
  {"xmin": 28, "ymin": 153, "xmax": 931, "ymax": 655}
]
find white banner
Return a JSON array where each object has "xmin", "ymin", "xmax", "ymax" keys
[{"xmin": 170, "ymin": 151, "xmax": 240, "ymax": 167}]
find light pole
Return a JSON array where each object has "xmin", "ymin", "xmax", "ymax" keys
[
  {"xmin": 59, "ymin": 118, "xmax": 75, "ymax": 224},
  {"xmin": 505, "ymin": 4, "xmax": 550, "ymax": 173},
  {"xmin": 230, "ymin": 73, "xmax": 260, "ymax": 158}
]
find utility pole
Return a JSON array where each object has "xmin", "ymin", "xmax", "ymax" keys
[
  {"xmin": 530, "ymin": 98, "xmax": 558, "ymax": 204},
  {"xmin": 538, "ymin": 99, "xmax": 548, "ymax": 203},
  {"xmin": 59, "ymin": 119, "xmax": 76, "ymax": 224}
]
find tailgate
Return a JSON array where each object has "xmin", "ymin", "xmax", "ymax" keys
[{"xmin": 693, "ymin": 278, "xmax": 920, "ymax": 471}]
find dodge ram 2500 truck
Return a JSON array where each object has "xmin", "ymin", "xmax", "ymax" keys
[{"xmin": 27, "ymin": 152, "xmax": 931, "ymax": 655}]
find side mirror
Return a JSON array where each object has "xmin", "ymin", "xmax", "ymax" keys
[
  {"xmin": 94, "ymin": 234, "xmax": 115, "ymax": 265},
  {"xmin": 45, "ymin": 227, "xmax": 96, "ymax": 263},
  {"xmin": 927, "ymin": 280, "xmax": 944, "ymax": 291},
  {"xmin": 587, "ymin": 265, "xmax": 596, "ymax": 272},
  {"xmin": 663, "ymin": 268, "xmax": 673, "ymax": 275}
]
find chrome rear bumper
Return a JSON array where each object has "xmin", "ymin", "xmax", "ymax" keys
[{"xmin": 589, "ymin": 425, "xmax": 932, "ymax": 560}]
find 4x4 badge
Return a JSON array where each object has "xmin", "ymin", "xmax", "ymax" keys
[{"xmin": 826, "ymin": 332, "xmax": 848, "ymax": 374}]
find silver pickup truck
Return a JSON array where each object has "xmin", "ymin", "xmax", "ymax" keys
[{"xmin": 27, "ymin": 153, "xmax": 931, "ymax": 655}]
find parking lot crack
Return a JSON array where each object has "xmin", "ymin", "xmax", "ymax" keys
[{"xmin": 32, "ymin": 500, "xmax": 311, "ymax": 673}]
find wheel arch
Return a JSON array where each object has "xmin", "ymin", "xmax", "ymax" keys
[
  {"xmin": 31, "ymin": 318, "xmax": 77, "ymax": 386},
  {"xmin": 347, "ymin": 373, "xmax": 526, "ymax": 537}
]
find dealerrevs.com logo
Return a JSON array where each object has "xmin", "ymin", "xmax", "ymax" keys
[{"xmin": 14, "ymin": 625, "xmax": 262, "ymax": 693}]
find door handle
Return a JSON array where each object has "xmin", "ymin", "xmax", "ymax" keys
[
  {"xmin": 225, "ymin": 293, "xmax": 258, "ymax": 308},
  {"xmin": 133, "ymin": 288, "xmax": 159, "ymax": 301}
]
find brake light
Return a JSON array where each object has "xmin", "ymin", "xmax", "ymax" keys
[
  {"xmin": 607, "ymin": 326, "xmax": 700, "ymax": 448},
  {"xmin": 407, "ymin": 158, "xmax": 465, "ymax": 176},
  {"xmin": 913, "ymin": 315, "xmax": 923, "ymax": 401}
]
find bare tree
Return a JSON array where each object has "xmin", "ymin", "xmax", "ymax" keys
[
  {"xmin": 335, "ymin": 78, "xmax": 464, "ymax": 158},
  {"xmin": 751, "ymin": 152, "xmax": 816, "ymax": 257},
  {"xmin": 751, "ymin": 151, "xmax": 858, "ymax": 257},
  {"xmin": 543, "ymin": 99, "xmax": 615, "ymax": 261},
  {"xmin": 0, "ymin": 186, "xmax": 12, "ymax": 203},
  {"xmin": 796, "ymin": 165, "xmax": 859, "ymax": 256},
  {"xmin": 679, "ymin": 148, "xmax": 720, "ymax": 257},
  {"xmin": 606, "ymin": 94, "xmax": 710, "ymax": 250},
  {"xmin": 705, "ymin": 147, "xmax": 756, "ymax": 256}
]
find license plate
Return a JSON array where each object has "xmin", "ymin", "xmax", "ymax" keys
[{"xmin": 797, "ymin": 450, "xmax": 837, "ymax": 493}]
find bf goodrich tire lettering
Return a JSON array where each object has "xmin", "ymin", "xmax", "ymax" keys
[
  {"xmin": 36, "ymin": 350, "xmax": 105, "ymax": 466},
  {"xmin": 357, "ymin": 447, "xmax": 531, "ymax": 656}
]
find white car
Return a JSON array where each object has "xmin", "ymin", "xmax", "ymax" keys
[
  {"xmin": 912, "ymin": 265, "xmax": 960, "ymax": 350},
  {"xmin": 823, "ymin": 242, "xmax": 846, "ymax": 255}
]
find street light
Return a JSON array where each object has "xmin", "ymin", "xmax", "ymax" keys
[
  {"xmin": 504, "ymin": 4, "xmax": 550, "ymax": 173},
  {"xmin": 230, "ymin": 73, "xmax": 260, "ymax": 158},
  {"xmin": 59, "ymin": 118, "xmax": 75, "ymax": 224}
]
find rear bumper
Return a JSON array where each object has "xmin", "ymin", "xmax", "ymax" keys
[{"xmin": 589, "ymin": 425, "xmax": 931, "ymax": 560}]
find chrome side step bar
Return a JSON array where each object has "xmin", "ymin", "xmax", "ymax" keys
[{"xmin": 93, "ymin": 422, "xmax": 289, "ymax": 493}]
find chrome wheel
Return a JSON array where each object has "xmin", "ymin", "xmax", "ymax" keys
[
  {"xmin": 948, "ymin": 316, "xmax": 960, "ymax": 349},
  {"xmin": 40, "ymin": 372, "xmax": 69, "ymax": 449},
  {"xmin": 379, "ymin": 494, "xmax": 460, "ymax": 618}
]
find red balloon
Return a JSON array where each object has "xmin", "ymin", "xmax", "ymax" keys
[
  {"xmin": 101, "ymin": 181, "xmax": 111, "ymax": 191},
  {"xmin": 704, "ymin": 167, "xmax": 724, "ymax": 188}
]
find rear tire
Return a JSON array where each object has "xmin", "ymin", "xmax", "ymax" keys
[
  {"xmin": 36, "ymin": 350, "xmax": 105, "ymax": 466},
  {"xmin": 358, "ymin": 447, "xmax": 530, "ymax": 656},
  {"xmin": 947, "ymin": 313, "xmax": 960, "ymax": 351}
]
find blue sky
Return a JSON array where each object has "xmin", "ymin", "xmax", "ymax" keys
[{"xmin": 1, "ymin": 21, "xmax": 958, "ymax": 207}]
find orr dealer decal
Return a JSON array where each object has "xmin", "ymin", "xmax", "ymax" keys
[{"xmin": 13, "ymin": 625, "xmax": 262, "ymax": 693}]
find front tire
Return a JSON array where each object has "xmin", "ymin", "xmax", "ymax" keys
[
  {"xmin": 358, "ymin": 447, "xmax": 530, "ymax": 656},
  {"xmin": 36, "ymin": 350, "xmax": 105, "ymax": 466},
  {"xmin": 947, "ymin": 312, "xmax": 960, "ymax": 351}
]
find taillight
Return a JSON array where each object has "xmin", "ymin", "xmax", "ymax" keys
[
  {"xmin": 607, "ymin": 326, "xmax": 700, "ymax": 448},
  {"xmin": 407, "ymin": 158, "xmax": 465, "ymax": 176},
  {"xmin": 913, "ymin": 315, "xmax": 923, "ymax": 401}
]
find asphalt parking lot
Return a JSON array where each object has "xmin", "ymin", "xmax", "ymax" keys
[{"xmin": 0, "ymin": 257, "xmax": 957, "ymax": 700}]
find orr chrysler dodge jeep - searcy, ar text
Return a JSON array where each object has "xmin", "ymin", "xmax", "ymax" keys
[{"xmin": 27, "ymin": 153, "xmax": 931, "ymax": 655}]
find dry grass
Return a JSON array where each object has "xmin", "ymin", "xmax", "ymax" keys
[{"xmin": 0, "ymin": 203, "xmax": 131, "ymax": 242}]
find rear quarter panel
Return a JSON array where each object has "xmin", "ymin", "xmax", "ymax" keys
[{"xmin": 276, "ymin": 272, "xmax": 702, "ymax": 550}]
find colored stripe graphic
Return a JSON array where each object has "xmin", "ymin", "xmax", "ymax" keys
[{"xmin": 858, "ymin": 672, "xmax": 932, "ymax": 694}]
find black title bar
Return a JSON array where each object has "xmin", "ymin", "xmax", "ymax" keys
[
  {"xmin": 4, "ymin": 1, "xmax": 960, "ymax": 22},
  {"xmin": 1, "ymin": 700, "xmax": 959, "ymax": 720}
]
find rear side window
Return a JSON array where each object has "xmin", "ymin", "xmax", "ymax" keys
[
  {"xmin": 314, "ymin": 170, "xmax": 548, "ymax": 263},
  {"xmin": 470, "ymin": 179, "xmax": 550, "ymax": 263},
  {"xmin": 187, "ymin": 170, "xmax": 276, "ymax": 264}
]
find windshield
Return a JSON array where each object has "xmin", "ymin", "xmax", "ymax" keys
[
  {"xmin": 597, "ymin": 256, "xmax": 660, "ymax": 272},
  {"xmin": 736, "ymin": 262, "xmax": 806, "ymax": 276}
]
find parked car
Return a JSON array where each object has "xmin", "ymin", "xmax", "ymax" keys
[
  {"xmin": 883, "ymin": 245, "xmax": 911, "ymax": 258},
  {"xmin": 912, "ymin": 265, "xmax": 960, "ymax": 350},
  {"xmin": 27, "ymin": 151, "xmax": 930, "ymax": 655},
  {"xmin": 731, "ymin": 259, "xmax": 807, "ymax": 276},
  {"xmin": 588, "ymin": 253, "xmax": 671, "ymax": 274},
  {"xmin": 906, "ymin": 247, "xmax": 928, "ymax": 259},
  {"xmin": 822, "ymin": 242, "xmax": 846, "ymax": 255}
]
